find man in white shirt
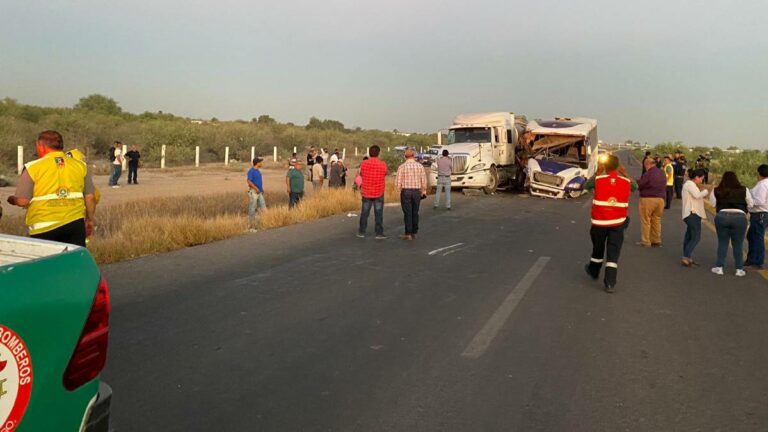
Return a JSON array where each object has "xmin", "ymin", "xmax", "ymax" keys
[
  {"xmin": 745, "ymin": 164, "xmax": 768, "ymax": 269},
  {"xmin": 109, "ymin": 141, "xmax": 124, "ymax": 188}
]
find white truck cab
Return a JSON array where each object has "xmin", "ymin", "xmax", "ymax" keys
[{"xmin": 431, "ymin": 112, "xmax": 527, "ymax": 194}]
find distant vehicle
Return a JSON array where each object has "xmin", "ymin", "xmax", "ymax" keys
[
  {"xmin": 525, "ymin": 117, "xmax": 599, "ymax": 199},
  {"xmin": 0, "ymin": 235, "xmax": 112, "ymax": 431},
  {"xmin": 430, "ymin": 112, "xmax": 528, "ymax": 194}
]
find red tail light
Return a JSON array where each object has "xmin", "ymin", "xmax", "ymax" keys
[{"xmin": 63, "ymin": 276, "xmax": 110, "ymax": 391}]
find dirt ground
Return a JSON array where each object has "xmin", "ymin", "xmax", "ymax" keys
[{"xmin": 0, "ymin": 164, "xmax": 352, "ymax": 219}]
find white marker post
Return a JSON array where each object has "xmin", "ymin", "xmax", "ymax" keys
[
  {"xmin": 342, "ymin": 148, "xmax": 346, "ymax": 159},
  {"xmin": 251, "ymin": 146, "xmax": 255, "ymax": 163},
  {"xmin": 355, "ymin": 147, "xmax": 358, "ymax": 157},
  {"xmin": 224, "ymin": 146, "xmax": 230, "ymax": 166},
  {"xmin": 273, "ymin": 146, "xmax": 278, "ymax": 162},
  {"xmin": 293, "ymin": 146, "xmax": 297, "ymax": 154},
  {"xmin": 195, "ymin": 146, "xmax": 200, "ymax": 168},
  {"xmin": 17, "ymin": 146, "xmax": 23, "ymax": 174},
  {"xmin": 161, "ymin": 145, "xmax": 166, "ymax": 169}
]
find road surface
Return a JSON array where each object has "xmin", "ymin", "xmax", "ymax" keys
[{"xmin": 102, "ymin": 167, "xmax": 768, "ymax": 431}]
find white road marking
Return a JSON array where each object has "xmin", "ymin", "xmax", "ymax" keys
[
  {"xmin": 461, "ymin": 256, "xmax": 551, "ymax": 359},
  {"xmin": 428, "ymin": 243, "xmax": 464, "ymax": 256},
  {"xmin": 442, "ymin": 247, "xmax": 468, "ymax": 256}
]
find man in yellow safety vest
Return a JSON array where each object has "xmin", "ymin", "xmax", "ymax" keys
[
  {"xmin": 7, "ymin": 130, "xmax": 96, "ymax": 247},
  {"xmin": 663, "ymin": 155, "xmax": 674, "ymax": 209}
]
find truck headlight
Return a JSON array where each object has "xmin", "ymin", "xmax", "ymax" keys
[{"xmin": 470, "ymin": 163, "xmax": 486, "ymax": 171}]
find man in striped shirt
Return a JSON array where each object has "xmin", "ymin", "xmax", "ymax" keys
[{"xmin": 396, "ymin": 148, "xmax": 428, "ymax": 240}]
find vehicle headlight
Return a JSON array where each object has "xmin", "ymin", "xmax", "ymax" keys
[
  {"xmin": 470, "ymin": 163, "xmax": 486, "ymax": 171},
  {"xmin": 567, "ymin": 181, "xmax": 583, "ymax": 189}
]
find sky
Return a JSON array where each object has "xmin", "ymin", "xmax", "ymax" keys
[{"xmin": 1, "ymin": 0, "xmax": 767, "ymax": 148}]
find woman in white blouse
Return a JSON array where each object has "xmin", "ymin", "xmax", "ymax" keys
[
  {"xmin": 709, "ymin": 171, "xmax": 754, "ymax": 276},
  {"xmin": 681, "ymin": 169, "xmax": 710, "ymax": 267}
]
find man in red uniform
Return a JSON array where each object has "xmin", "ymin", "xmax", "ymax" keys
[{"xmin": 584, "ymin": 155, "xmax": 637, "ymax": 293}]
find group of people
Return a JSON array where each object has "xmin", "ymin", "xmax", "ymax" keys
[
  {"xmin": 587, "ymin": 153, "xmax": 767, "ymax": 294},
  {"xmin": 305, "ymin": 147, "xmax": 347, "ymax": 191},
  {"xmin": 108, "ymin": 141, "xmax": 141, "ymax": 187}
]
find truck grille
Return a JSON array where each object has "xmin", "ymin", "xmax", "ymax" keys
[
  {"xmin": 451, "ymin": 156, "xmax": 468, "ymax": 174},
  {"xmin": 533, "ymin": 171, "xmax": 564, "ymax": 187}
]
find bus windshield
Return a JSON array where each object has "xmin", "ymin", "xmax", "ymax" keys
[{"xmin": 447, "ymin": 127, "xmax": 491, "ymax": 144}]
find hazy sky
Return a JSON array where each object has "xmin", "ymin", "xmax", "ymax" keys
[{"xmin": 1, "ymin": 0, "xmax": 767, "ymax": 148}]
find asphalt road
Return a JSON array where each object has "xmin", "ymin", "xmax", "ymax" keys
[{"xmin": 102, "ymin": 160, "xmax": 768, "ymax": 431}]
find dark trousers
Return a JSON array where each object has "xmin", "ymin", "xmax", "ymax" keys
[
  {"xmin": 746, "ymin": 212, "xmax": 767, "ymax": 267},
  {"xmin": 665, "ymin": 186, "xmax": 673, "ymax": 209},
  {"xmin": 31, "ymin": 218, "xmax": 86, "ymax": 247},
  {"xmin": 359, "ymin": 196, "xmax": 384, "ymax": 235},
  {"xmin": 674, "ymin": 177, "xmax": 684, "ymax": 199},
  {"xmin": 128, "ymin": 163, "xmax": 139, "ymax": 184},
  {"xmin": 289, "ymin": 192, "xmax": 303, "ymax": 208},
  {"xmin": 683, "ymin": 213, "xmax": 702, "ymax": 259},
  {"xmin": 109, "ymin": 164, "xmax": 122, "ymax": 186},
  {"xmin": 587, "ymin": 223, "xmax": 626, "ymax": 286},
  {"xmin": 715, "ymin": 212, "xmax": 748, "ymax": 269},
  {"xmin": 400, "ymin": 189, "xmax": 421, "ymax": 235}
]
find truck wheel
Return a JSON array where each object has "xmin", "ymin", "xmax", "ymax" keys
[
  {"xmin": 483, "ymin": 166, "xmax": 498, "ymax": 194},
  {"xmin": 568, "ymin": 190, "xmax": 584, "ymax": 199}
]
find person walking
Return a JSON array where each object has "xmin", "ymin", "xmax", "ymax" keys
[
  {"xmin": 681, "ymin": 169, "xmax": 710, "ymax": 267},
  {"xmin": 109, "ymin": 141, "xmax": 124, "ymax": 188},
  {"xmin": 357, "ymin": 145, "xmax": 388, "ymax": 239},
  {"xmin": 396, "ymin": 148, "xmax": 428, "ymax": 240},
  {"xmin": 247, "ymin": 157, "xmax": 266, "ymax": 227},
  {"xmin": 745, "ymin": 164, "xmax": 768, "ymax": 269},
  {"xmin": 125, "ymin": 145, "xmax": 141, "ymax": 185},
  {"xmin": 583, "ymin": 155, "xmax": 637, "ymax": 293},
  {"xmin": 663, "ymin": 155, "xmax": 674, "ymax": 209},
  {"xmin": 328, "ymin": 159, "xmax": 343, "ymax": 188},
  {"xmin": 636, "ymin": 157, "xmax": 667, "ymax": 247},
  {"xmin": 7, "ymin": 130, "xmax": 96, "ymax": 247},
  {"xmin": 286, "ymin": 159, "xmax": 305, "ymax": 208},
  {"xmin": 709, "ymin": 171, "xmax": 754, "ymax": 277},
  {"xmin": 434, "ymin": 150, "xmax": 452, "ymax": 210},
  {"xmin": 312, "ymin": 156, "xmax": 325, "ymax": 191}
]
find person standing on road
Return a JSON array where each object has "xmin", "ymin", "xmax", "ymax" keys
[
  {"xmin": 109, "ymin": 141, "xmax": 124, "ymax": 188},
  {"xmin": 673, "ymin": 151, "xmax": 687, "ymax": 199},
  {"xmin": 636, "ymin": 157, "xmax": 667, "ymax": 247},
  {"xmin": 434, "ymin": 150, "xmax": 452, "ymax": 210},
  {"xmin": 681, "ymin": 169, "xmax": 710, "ymax": 267},
  {"xmin": 7, "ymin": 130, "xmax": 96, "ymax": 247},
  {"xmin": 663, "ymin": 155, "xmax": 674, "ymax": 209},
  {"xmin": 641, "ymin": 151, "xmax": 652, "ymax": 175},
  {"xmin": 745, "ymin": 164, "xmax": 768, "ymax": 269},
  {"xmin": 312, "ymin": 156, "xmax": 325, "ymax": 191},
  {"xmin": 247, "ymin": 157, "xmax": 266, "ymax": 227},
  {"xmin": 357, "ymin": 145, "xmax": 388, "ymax": 239},
  {"xmin": 583, "ymin": 155, "xmax": 637, "ymax": 293},
  {"xmin": 286, "ymin": 159, "xmax": 304, "ymax": 208},
  {"xmin": 396, "ymin": 148, "xmax": 428, "ymax": 241},
  {"xmin": 709, "ymin": 171, "xmax": 753, "ymax": 277},
  {"xmin": 125, "ymin": 145, "xmax": 141, "ymax": 185}
]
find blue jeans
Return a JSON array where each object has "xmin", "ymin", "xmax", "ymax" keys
[
  {"xmin": 248, "ymin": 190, "xmax": 266, "ymax": 223},
  {"xmin": 434, "ymin": 175, "xmax": 451, "ymax": 208},
  {"xmin": 682, "ymin": 213, "xmax": 702, "ymax": 259},
  {"xmin": 289, "ymin": 192, "xmax": 303, "ymax": 208},
  {"xmin": 746, "ymin": 212, "xmax": 767, "ymax": 267},
  {"xmin": 714, "ymin": 212, "xmax": 748, "ymax": 269},
  {"xmin": 359, "ymin": 196, "xmax": 384, "ymax": 235},
  {"xmin": 401, "ymin": 189, "xmax": 422, "ymax": 235},
  {"xmin": 109, "ymin": 164, "xmax": 122, "ymax": 186}
]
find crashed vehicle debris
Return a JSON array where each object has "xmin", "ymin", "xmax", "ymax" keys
[{"xmin": 524, "ymin": 117, "xmax": 599, "ymax": 199}]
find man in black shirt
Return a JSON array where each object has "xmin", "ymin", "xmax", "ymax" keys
[{"xmin": 125, "ymin": 145, "xmax": 141, "ymax": 184}]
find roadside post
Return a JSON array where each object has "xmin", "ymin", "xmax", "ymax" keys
[
  {"xmin": 17, "ymin": 146, "xmax": 23, "ymax": 174},
  {"xmin": 122, "ymin": 144, "xmax": 128, "ymax": 170},
  {"xmin": 342, "ymin": 148, "xmax": 346, "ymax": 159},
  {"xmin": 161, "ymin": 145, "xmax": 166, "ymax": 169},
  {"xmin": 355, "ymin": 147, "xmax": 358, "ymax": 157},
  {"xmin": 293, "ymin": 146, "xmax": 297, "ymax": 154},
  {"xmin": 195, "ymin": 146, "xmax": 199, "ymax": 168},
  {"xmin": 273, "ymin": 146, "xmax": 278, "ymax": 162},
  {"xmin": 251, "ymin": 146, "xmax": 255, "ymax": 163},
  {"xmin": 225, "ymin": 146, "xmax": 229, "ymax": 166}
]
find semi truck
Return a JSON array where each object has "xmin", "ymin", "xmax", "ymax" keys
[
  {"xmin": 430, "ymin": 112, "xmax": 528, "ymax": 194},
  {"xmin": 0, "ymin": 234, "xmax": 111, "ymax": 431}
]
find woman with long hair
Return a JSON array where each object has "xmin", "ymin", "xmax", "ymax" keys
[{"xmin": 709, "ymin": 171, "xmax": 754, "ymax": 276}]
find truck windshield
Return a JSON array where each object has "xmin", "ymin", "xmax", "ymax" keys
[{"xmin": 447, "ymin": 128, "xmax": 491, "ymax": 144}]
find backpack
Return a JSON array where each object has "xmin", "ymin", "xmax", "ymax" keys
[{"xmin": 108, "ymin": 147, "xmax": 117, "ymax": 162}]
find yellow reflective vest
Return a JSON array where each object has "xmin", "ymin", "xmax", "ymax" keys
[
  {"xmin": 25, "ymin": 151, "xmax": 88, "ymax": 235},
  {"xmin": 663, "ymin": 163, "xmax": 674, "ymax": 186}
]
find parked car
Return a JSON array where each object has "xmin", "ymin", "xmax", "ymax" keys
[{"xmin": 0, "ymin": 234, "xmax": 112, "ymax": 431}]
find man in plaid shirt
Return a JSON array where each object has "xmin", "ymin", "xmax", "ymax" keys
[
  {"xmin": 357, "ymin": 145, "xmax": 388, "ymax": 239},
  {"xmin": 396, "ymin": 148, "xmax": 428, "ymax": 240}
]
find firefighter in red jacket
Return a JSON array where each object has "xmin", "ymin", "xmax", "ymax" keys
[{"xmin": 584, "ymin": 155, "xmax": 637, "ymax": 293}]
